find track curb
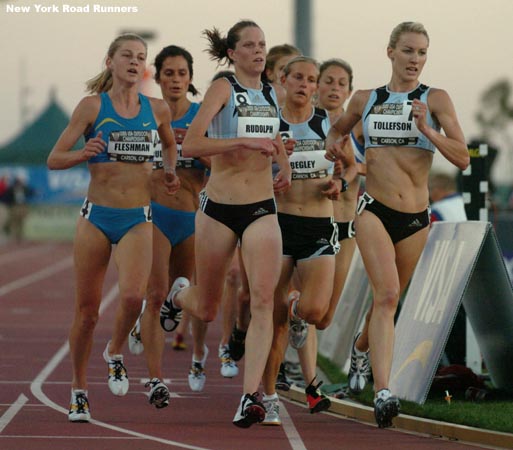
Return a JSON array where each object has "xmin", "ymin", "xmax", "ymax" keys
[{"xmin": 280, "ymin": 384, "xmax": 513, "ymax": 449}]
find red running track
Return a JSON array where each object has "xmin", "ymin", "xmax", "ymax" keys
[{"xmin": 0, "ymin": 241, "xmax": 484, "ymax": 449}]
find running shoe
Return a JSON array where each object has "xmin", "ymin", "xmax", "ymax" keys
[
  {"xmin": 68, "ymin": 389, "xmax": 91, "ymax": 422},
  {"xmin": 288, "ymin": 291, "xmax": 308, "ymax": 349},
  {"xmin": 262, "ymin": 396, "xmax": 281, "ymax": 426},
  {"xmin": 160, "ymin": 277, "xmax": 189, "ymax": 332},
  {"xmin": 275, "ymin": 363, "xmax": 292, "ymax": 391},
  {"xmin": 283, "ymin": 360, "xmax": 303, "ymax": 380},
  {"xmin": 188, "ymin": 345, "xmax": 208, "ymax": 392},
  {"xmin": 348, "ymin": 332, "xmax": 371, "ymax": 394},
  {"xmin": 228, "ymin": 326, "xmax": 246, "ymax": 361},
  {"xmin": 374, "ymin": 389, "xmax": 400, "ymax": 428},
  {"xmin": 233, "ymin": 392, "xmax": 265, "ymax": 428},
  {"xmin": 128, "ymin": 300, "xmax": 146, "ymax": 355},
  {"xmin": 145, "ymin": 378, "xmax": 170, "ymax": 409},
  {"xmin": 102, "ymin": 341, "xmax": 129, "ymax": 396},
  {"xmin": 305, "ymin": 378, "xmax": 331, "ymax": 414},
  {"xmin": 172, "ymin": 332, "xmax": 187, "ymax": 350},
  {"xmin": 219, "ymin": 344, "xmax": 239, "ymax": 378}
]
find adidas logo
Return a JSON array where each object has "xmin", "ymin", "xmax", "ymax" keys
[
  {"xmin": 409, "ymin": 218, "xmax": 423, "ymax": 228},
  {"xmin": 316, "ymin": 238, "xmax": 329, "ymax": 245},
  {"xmin": 253, "ymin": 207, "xmax": 269, "ymax": 216}
]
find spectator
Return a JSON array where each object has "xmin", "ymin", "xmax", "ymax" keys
[
  {"xmin": 4, "ymin": 175, "xmax": 34, "ymax": 242},
  {"xmin": 429, "ymin": 171, "xmax": 467, "ymax": 222}
]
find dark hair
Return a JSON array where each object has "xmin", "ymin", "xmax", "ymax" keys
[
  {"xmin": 320, "ymin": 58, "xmax": 354, "ymax": 91},
  {"xmin": 203, "ymin": 20, "xmax": 260, "ymax": 66},
  {"xmin": 153, "ymin": 45, "xmax": 198, "ymax": 96},
  {"xmin": 211, "ymin": 70, "xmax": 235, "ymax": 83}
]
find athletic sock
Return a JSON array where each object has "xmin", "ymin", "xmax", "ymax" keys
[{"xmin": 263, "ymin": 392, "xmax": 279, "ymax": 402}]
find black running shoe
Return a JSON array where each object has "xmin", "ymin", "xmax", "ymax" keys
[
  {"xmin": 159, "ymin": 277, "xmax": 188, "ymax": 332},
  {"xmin": 374, "ymin": 392, "xmax": 400, "ymax": 428},
  {"xmin": 233, "ymin": 392, "xmax": 265, "ymax": 428},
  {"xmin": 145, "ymin": 378, "xmax": 170, "ymax": 409},
  {"xmin": 275, "ymin": 363, "xmax": 292, "ymax": 391},
  {"xmin": 228, "ymin": 326, "xmax": 246, "ymax": 361}
]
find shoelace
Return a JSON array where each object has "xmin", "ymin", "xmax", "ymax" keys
[
  {"xmin": 220, "ymin": 349, "xmax": 235, "ymax": 365},
  {"xmin": 190, "ymin": 362, "xmax": 204, "ymax": 376},
  {"xmin": 74, "ymin": 393, "xmax": 89, "ymax": 413},
  {"xmin": 110, "ymin": 360, "xmax": 127, "ymax": 381},
  {"xmin": 353, "ymin": 354, "xmax": 370, "ymax": 374},
  {"xmin": 264, "ymin": 398, "xmax": 279, "ymax": 414},
  {"xmin": 243, "ymin": 392, "xmax": 260, "ymax": 409},
  {"xmin": 291, "ymin": 321, "xmax": 307, "ymax": 332},
  {"xmin": 145, "ymin": 378, "xmax": 163, "ymax": 389}
]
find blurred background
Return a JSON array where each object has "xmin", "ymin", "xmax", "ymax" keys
[{"xmin": 0, "ymin": 0, "xmax": 511, "ymax": 275}]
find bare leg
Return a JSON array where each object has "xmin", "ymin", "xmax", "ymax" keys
[
  {"xmin": 70, "ymin": 217, "xmax": 111, "ymax": 390},
  {"xmin": 109, "ymin": 222, "xmax": 153, "ymax": 355}
]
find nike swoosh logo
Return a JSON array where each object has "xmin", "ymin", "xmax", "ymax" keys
[
  {"xmin": 392, "ymin": 340, "xmax": 433, "ymax": 382},
  {"xmin": 143, "ymin": 122, "xmax": 151, "ymax": 127}
]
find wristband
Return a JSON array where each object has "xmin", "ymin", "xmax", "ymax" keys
[{"xmin": 340, "ymin": 177, "xmax": 348, "ymax": 193}]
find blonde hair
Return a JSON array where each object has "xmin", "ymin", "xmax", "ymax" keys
[
  {"xmin": 282, "ymin": 55, "xmax": 319, "ymax": 78},
  {"xmin": 388, "ymin": 22, "xmax": 429, "ymax": 49},
  {"xmin": 86, "ymin": 33, "xmax": 147, "ymax": 94},
  {"xmin": 264, "ymin": 44, "xmax": 301, "ymax": 81}
]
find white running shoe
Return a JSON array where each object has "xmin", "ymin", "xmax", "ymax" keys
[
  {"xmin": 145, "ymin": 378, "xmax": 170, "ymax": 409},
  {"xmin": 219, "ymin": 344, "xmax": 239, "ymax": 378},
  {"xmin": 102, "ymin": 341, "xmax": 129, "ymax": 396},
  {"xmin": 348, "ymin": 332, "xmax": 371, "ymax": 394},
  {"xmin": 262, "ymin": 396, "xmax": 281, "ymax": 426},
  {"xmin": 128, "ymin": 299, "xmax": 146, "ymax": 355},
  {"xmin": 160, "ymin": 277, "xmax": 189, "ymax": 332},
  {"xmin": 188, "ymin": 345, "xmax": 209, "ymax": 392},
  {"xmin": 68, "ymin": 389, "xmax": 91, "ymax": 422},
  {"xmin": 288, "ymin": 291, "xmax": 308, "ymax": 349}
]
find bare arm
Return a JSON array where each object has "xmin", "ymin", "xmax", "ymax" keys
[
  {"xmin": 152, "ymin": 98, "xmax": 180, "ymax": 194},
  {"xmin": 322, "ymin": 135, "xmax": 359, "ymax": 200},
  {"xmin": 325, "ymin": 90, "xmax": 368, "ymax": 151},
  {"xmin": 47, "ymin": 96, "xmax": 104, "ymax": 170},
  {"xmin": 272, "ymin": 133, "xmax": 292, "ymax": 194},
  {"xmin": 416, "ymin": 89, "xmax": 469, "ymax": 170},
  {"xmin": 182, "ymin": 78, "xmax": 276, "ymax": 158}
]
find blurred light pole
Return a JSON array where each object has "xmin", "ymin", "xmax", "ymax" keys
[{"xmin": 295, "ymin": 0, "xmax": 312, "ymax": 56}]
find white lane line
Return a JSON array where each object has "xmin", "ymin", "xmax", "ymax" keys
[
  {"xmin": 30, "ymin": 284, "xmax": 211, "ymax": 450},
  {"xmin": 0, "ymin": 394, "xmax": 28, "ymax": 433},
  {"xmin": 0, "ymin": 256, "xmax": 73, "ymax": 297},
  {"xmin": 280, "ymin": 401, "xmax": 308, "ymax": 450}
]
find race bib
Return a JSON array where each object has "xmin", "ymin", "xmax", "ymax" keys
[
  {"xmin": 108, "ymin": 130, "xmax": 154, "ymax": 163},
  {"xmin": 367, "ymin": 101, "xmax": 419, "ymax": 146}
]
